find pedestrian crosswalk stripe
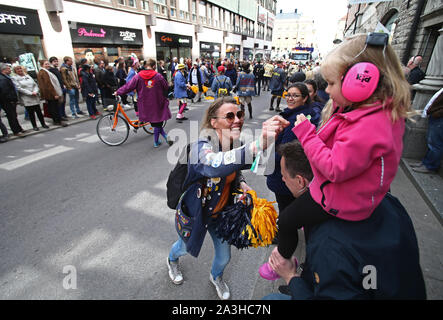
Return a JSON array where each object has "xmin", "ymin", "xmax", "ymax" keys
[{"xmin": 0, "ymin": 146, "xmax": 74, "ymax": 171}]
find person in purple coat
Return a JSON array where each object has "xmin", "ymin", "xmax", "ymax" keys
[{"xmin": 117, "ymin": 58, "xmax": 173, "ymax": 148}]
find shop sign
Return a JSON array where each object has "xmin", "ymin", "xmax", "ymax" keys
[
  {"xmin": 0, "ymin": 5, "xmax": 42, "ymax": 36},
  {"xmin": 71, "ymin": 22, "xmax": 143, "ymax": 46},
  {"xmin": 200, "ymin": 42, "xmax": 221, "ymax": 52},
  {"xmin": 156, "ymin": 32, "xmax": 193, "ymax": 48}
]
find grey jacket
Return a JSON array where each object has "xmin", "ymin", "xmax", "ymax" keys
[{"xmin": 12, "ymin": 75, "xmax": 40, "ymax": 107}]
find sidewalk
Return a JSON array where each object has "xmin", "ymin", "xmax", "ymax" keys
[{"xmin": 2, "ymin": 101, "xmax": 115, "ymax": 142}]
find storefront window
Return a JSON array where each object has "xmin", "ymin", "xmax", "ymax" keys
[{"xmin": 0, "ymin": 34, "xmax": 44, "ymax": 74}]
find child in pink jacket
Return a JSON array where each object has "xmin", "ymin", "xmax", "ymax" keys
[{"xmin": 260, "ymin": 33, "xmax": 413, "ymax": 281}]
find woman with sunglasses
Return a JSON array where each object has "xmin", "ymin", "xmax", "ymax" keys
[
  {"xmin": 167, "ymin": 96, "xmax": 289, "ymax": 300},
  {"xmin": 266, "ymin": 82, "xmax": 318, "ymax": 215}
]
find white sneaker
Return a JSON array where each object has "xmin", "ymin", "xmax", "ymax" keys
[
  {"xmin": 167, "ymin": 257, "xmax": 184, "ymax": 285},
  {"xmin": 209, "ymin": 274, "xmax": 230, "ymax": 300}
]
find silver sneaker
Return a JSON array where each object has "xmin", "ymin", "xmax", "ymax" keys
[
  {"xmin": 167, "ymin": 257, "xmax": 183, "ymax": 285},
  {"xmin": 209, "ymin": 274, "xmax": 230, "ymax": 300}
]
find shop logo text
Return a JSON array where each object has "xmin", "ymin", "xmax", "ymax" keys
[{"xmin": 0, "ymin": 13, "xmax": 27, "ymax": 25}]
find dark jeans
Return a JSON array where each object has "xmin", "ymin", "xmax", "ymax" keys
[
  {"xmin": 85, "ymin": 95, "xmax": 98, "ymax": 116},
  {"xmin": 277, "ymin": 190, "xmax": 331, "ymax": 259},
  {"xmin": 25, "ymin": 105, "xmax": 46, "ymax": 128},
  {"xmin": 255, "ymin": 77, "xmax": 262, "ymax": 95},
  {"xmin": 47, "ymin": 100, "xmax": 61, "ymax": 124},
  {"xmin": 2, "ymin": 101, "xmax": 23, "ymax": 134},
  {"xmin": 423, "ymin": 116, "xmax": 443, "ymax": 171},
  {"xmin": 263, "ymin": 77, "xmax": 270, "ymax": 91},
  {"xmin": 58, "ymin": 92, "xmax": 67, "ymax": 118}
]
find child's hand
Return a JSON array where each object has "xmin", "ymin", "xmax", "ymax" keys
[{"xmin": 294, "ymin": 114, "xmax": 308, "ymax": 127}]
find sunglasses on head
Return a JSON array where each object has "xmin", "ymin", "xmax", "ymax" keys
[{"xmin": 213, "ymin": 110, "xmax": 245, "ymax": 121}]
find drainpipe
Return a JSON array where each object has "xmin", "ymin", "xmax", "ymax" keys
[
  {"xmin": 402, "ymin": 0, "xmax": 426, "ymax": 66},
  {"xmin": 353, "ymin": 4, "xmax": 361, "ymax": 35}
]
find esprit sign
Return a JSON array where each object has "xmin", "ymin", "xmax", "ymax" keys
[{"xmin": 0, "ymin": 5, "xmax": 42, "ymax": 36}]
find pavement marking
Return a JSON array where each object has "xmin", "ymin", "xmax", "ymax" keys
[
  {"xmin": 77, "ymin": 135, "xmax": 100, "ymax": 143},
  {"xmin": 0, "ymin": 145, "xmax": 74, "ymax": 171},
  {"xmin": 64, "ymin": 133, "xmax": 90, "ymax": 141}
]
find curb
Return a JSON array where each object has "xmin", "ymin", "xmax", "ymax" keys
[{"xmin": 401, "ymin": 158, "xmax": 443, "ymax": 226}]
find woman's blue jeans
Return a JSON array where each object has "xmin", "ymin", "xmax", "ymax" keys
[
  {"xmin": 169, "ymin": 222, "xmax": 231, "ymax": 279},
  {"xmin": 422, "ymin": 116, "xmax": 443, "ymax": 171}
]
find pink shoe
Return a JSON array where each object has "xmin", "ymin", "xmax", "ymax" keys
[
  {"xmin": 259, "ymin": 262, "xmax": 280, "ymax": 281},
  {"xmin": 259, "ymin": 257, "xmax": 299, "ymax": 281}
]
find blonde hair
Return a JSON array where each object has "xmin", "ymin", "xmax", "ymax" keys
[{"xmin": 320, "ymin": 33, "xmax": 412, "ymax": 126}]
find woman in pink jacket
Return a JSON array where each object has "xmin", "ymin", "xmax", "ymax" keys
[{"xmin": 260, "ymin": 33, "xmax": 413, "ymax": 281}]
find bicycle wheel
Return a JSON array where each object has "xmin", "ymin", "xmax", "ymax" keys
[
  {"xmin": 96, "ymin": 114, "xmax": 129, "ymax": 146},
  {"xmin": 142, "ymin": 120, "xmax": 167, "ymax": 135}
]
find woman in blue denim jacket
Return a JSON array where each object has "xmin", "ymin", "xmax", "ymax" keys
[{"xmin": 167, "ymin": 96, "xmax": 289, "ymax": 300}]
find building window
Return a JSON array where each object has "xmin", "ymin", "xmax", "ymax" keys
[
  {"xmin": 117, "ymin": 0, "xmax": 125, "ymax": 4},
  {"xmin": 179, "ymin": 0, "xmax": 190, "ymax": 20},
  {"xmin": 141, "ymin": 0, "xmax": 149, "ymax": 11},
  {"xmin": 192, "ymin": 0, "xmax": 197, "ymax": 22},
  {"xmin": 154, "ymin": 0, "xmax": 167, "ymax": 15},
  {"xmin": 207, "ymin": 4, "xmax": 213, "ymax": 26},
  {"xmin": 128, "ymin": 0, "xmax": 136, "ymax": 7},
  {"xmin": 213, "ymin": 6, "xmax": 219, "ymax": 28},
  {"xmin": 170, "ymin": 0, "xmax": 177, "ymax": 17},
  {"xmin": 199, "ymin": 1, "xmax": 206, "ymax": 24}
]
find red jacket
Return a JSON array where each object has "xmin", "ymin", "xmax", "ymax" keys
[{"xmin": 292, "ymin": 101, "xmax": 405, "ymax": 221}]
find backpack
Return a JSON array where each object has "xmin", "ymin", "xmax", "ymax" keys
[
  {"xmin": 217, "ymin": 77, "xmax": 229, "ymax": 96},
  {"xmin": 254, "ymin": 64, "xmax": 264, "ymax": 78},
  {"xmin": 166, "ymin": 144, "xmax": 192, "ymax": 210}
]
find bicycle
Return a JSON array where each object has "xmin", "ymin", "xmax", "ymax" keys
[{"xmin": 96, "ymin": 96, "xmax": 166, "ymax": 146}]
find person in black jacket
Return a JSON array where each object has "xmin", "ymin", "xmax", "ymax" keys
[
  {"xmin": 253, "ymin": 60, "xmax": 265, "ymax": 96},
  {"xmin": 80, "ymin": 64, "xmax": 100, "ymax": 119},
  {"xmin": 102, "ymin": 65, "xmax": 119, "ymax": 110},
  {"xmin": 0, "ymin": 63, "xmax": 25, "ymax": 136}
]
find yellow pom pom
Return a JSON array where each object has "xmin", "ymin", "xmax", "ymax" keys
[{"xmin": 245, "ymin": 190, "xmax": 278, "ymax": 247}]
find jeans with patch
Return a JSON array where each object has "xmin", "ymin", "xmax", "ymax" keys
[{"xmin": 169, "ymin": 221, "xmax": 231, "ymax": 279}]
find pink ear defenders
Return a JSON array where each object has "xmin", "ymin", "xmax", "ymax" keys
[
  {"xmin": 341, "ymin": 32, "xmax": 387, "ymax": 103},
  {"xmin": 341, "ymin": 62, "xmax": 380, "ymax": 103}
]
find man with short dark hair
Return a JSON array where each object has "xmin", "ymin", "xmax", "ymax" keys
[
  {"xmin": 263, "ymin": 141, "xmax": 426, "ymax": 300},
  {"xmin": 49, "ymin": 56, "xmax": 68, "ymax": 120},
  {"xmin": 269, "ymin": 61, "xmax": 286, "ymax": 112}
]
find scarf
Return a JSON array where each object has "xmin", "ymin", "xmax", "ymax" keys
[{"xmin": 42, "ymin": 68, "xmax": 62, "ymax": 97}]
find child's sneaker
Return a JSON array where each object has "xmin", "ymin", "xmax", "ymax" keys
[
  {"xmin": 259, "ymin": 257, "xmax": 298, "ymax": 281},
  {"xmin": 154, "ymin": 140, "xmax": 162, "ymax": 148}
]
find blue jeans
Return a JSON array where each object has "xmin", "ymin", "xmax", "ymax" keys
[
  {"xmin": 422, "ymin": 116, "xmax": 443, "ymax": 171},
  {"xmin": 169, "ymin": 221, "xmax": 231, "ymax": 279},
  {"xmin": 67, "ymin": 88, "xmax": 81, "ymax": 115}
]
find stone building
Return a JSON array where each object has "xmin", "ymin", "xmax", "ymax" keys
[{"xmin": 344, "ymin": 0, "xmax": 443, "ymax": 169}]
